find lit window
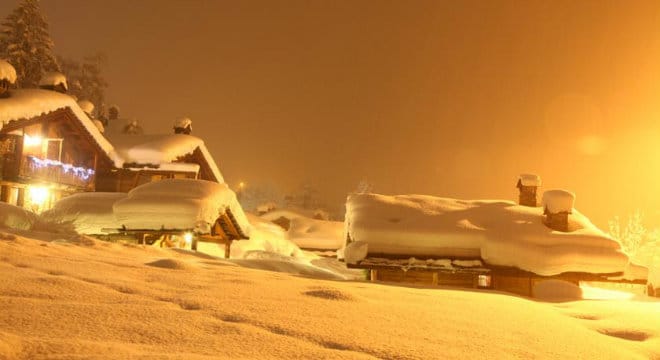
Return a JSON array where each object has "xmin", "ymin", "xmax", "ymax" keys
[{"xmin": 478, "ymin": 274, "xmax": 492, "ymax": 288}]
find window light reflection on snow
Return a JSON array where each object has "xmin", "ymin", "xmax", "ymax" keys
[{"xmin": 579, "ymin": 284, "xmax": 636, "ymax": 300}]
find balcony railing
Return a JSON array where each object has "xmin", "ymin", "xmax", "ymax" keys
[{"xmin": 19, "ymin": 155, "xmax": 95, "ymax": 189}]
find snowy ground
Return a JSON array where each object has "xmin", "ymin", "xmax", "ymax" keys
[{"xmin": 1, "ymin": 228, "xmax": 659, "ymax": 360}]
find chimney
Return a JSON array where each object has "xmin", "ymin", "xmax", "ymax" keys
[
  {"xmin": 174, "ymin": 117, "xmax": 192, "ymax": 135},
  {"xmin": 0, "ymin": 60, "xmax": 17, "ymax": 98},
  {"xmin": 108, "ymin": 105, "xmax": 120, "ymax": 121},
  {"xmin": 516, "ymin": 174, "xmax": 541, "ymax": 206},
  {"xmin": 542, "ymin": 190, "xmax": 575, "ymax": 232},
  {"xmin": 39, "ymin": 72, "xmax": 68, "ymax": 94}
]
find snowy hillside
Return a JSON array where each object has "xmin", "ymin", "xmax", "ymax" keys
[{"xmin": 0, "ymin": 230, "xmax": 659, "ymax": 359}]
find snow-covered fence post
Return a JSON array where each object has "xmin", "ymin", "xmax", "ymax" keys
[
  {"xmin": 516, "ymin": 174, "xmax": 541, "ymax": 207},
  {"xmin": 542, "ymin": 190, "xmax": 575, "ymax": 232}
]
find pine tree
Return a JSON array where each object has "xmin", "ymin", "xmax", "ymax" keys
[
  {"xmin": 0, "ymin": 0, "xmax": 60, "ymax": 88},
  {"xmin": 58, "ymin": 53, "xmax": 109, "ymax": 118}
]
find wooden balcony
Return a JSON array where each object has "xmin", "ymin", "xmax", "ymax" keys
[{"xmin": 18, "ymin": 155, "xmax": 95, "ymax": 189}]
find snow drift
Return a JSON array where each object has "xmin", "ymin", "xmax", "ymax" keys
[
  {"xmin": 261, "ymin": 209, "xmax": 344, "ymax": 250},
  {"xmin": 344, "ymin": 193, "xmax": 638, "ymax": 277},
  {"xmin": 41, "ymin": 192, "xmax": 127, "ymax": 234}
]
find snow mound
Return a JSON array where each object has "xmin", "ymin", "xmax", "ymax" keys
[
  {"xmin": 261, "ymin": 209, "xmax": 344, "ymax": 250},
  {"xmin": 519, "ymin": 173, "xmax": 541, "ymax": 187},
  {"xmin": 77, "ymin": 100, "xmax": 94, "ymax": 114},
  {"xmin": 345, "ymin": 193, "xmax": 632, "ymax": 276},
  {"xmin": 0, "ymin": 60, "xmax": 17, "ymax": 84},
  {"xmin": 113, "ymin": 179, "xmax": 249, "ymax": 234},
  {"xmin": 146, "ymin": 258, "xmax": 191, "ymax": 270},
  {"xmin": 0, "ymin": 203, "xmax": 36, "ymax": 230},
  {"xmin": 344, "ymin": 241, "xmax": 369, "ymax": 265},
  {"xmin": 543, "ymin": 190, "xmax": 575, "ymax": 214},
  {"xmin": 39, "ymin": 72, "xmax": 68, "ymax": 90},
  {"xmin": 229, "ymin": 214, "xmax": 302, "ymax": 258},
  {"xmin": 174, "ymin": 117, "xmax": 192, "ymax": 129},
  {"xmin": 41, "ymin": 192, "xmax": 127, "ymax": 234},
  {"xmin": 93, "ymin": 119, "xmax": 104, "ymax": 133}
]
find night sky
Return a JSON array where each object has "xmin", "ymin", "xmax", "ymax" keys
[{"xmin": 2, "ymin": 0, "xmax": 660, "ymax": 227}]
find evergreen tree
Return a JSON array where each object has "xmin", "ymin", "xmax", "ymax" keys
[
  {"xmin": 58, "ymin": 53, "xmax": 108, "ymax": 118},
  {"xmin": 0, "ymin": 0, "xmax": 60, "ymax": 88}
]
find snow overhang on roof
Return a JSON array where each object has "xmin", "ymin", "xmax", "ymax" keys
[
  {"xmin": 344, "ymin": 193, "xmax": 640, "ymax": 277},
  {"xmin": 106, "ymin": 133, "xmax": 224, "ymax": 183},
  {"xmin": 0, "ymin": 89, "xmax": 121, "ymax": 164}
]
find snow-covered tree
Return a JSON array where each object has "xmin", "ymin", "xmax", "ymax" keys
[
  {"xmin": 0, "ymin": 0, "xmax": 60, "ymax": 88},
  {"xmin": 609, "ymin": 210, "xmax": 647, "ymax": 256},
  {"xmin": 355, "ymin": 179, "xmax": 373, "ymax": 194},
  {"xmin": 58, "ymin": 53, "xmax": 108, "ymax": 118}
]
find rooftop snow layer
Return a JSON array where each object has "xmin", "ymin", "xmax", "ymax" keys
[
  {"xmin": 542, "ymin": 189, "xmax": 575, "ymax": 214},
  {"xmin": 0, "ymin": 89, "xmax": 120, "ymax": 164},
  {"xmin": 106, "ymin": 133, "xmax": 224, "ymax": 182},
  {"xmin": 261, "ymin": 209, "xmax": 344, "ymax": 250},
  {"xmin": 0, "ymin": 60, "xmax": 17, "ymax": 84},
  {"xmin": 519, "ymin": 173, "xmax": 541, "ymax": 187},
  {"xmin": 113, "ymin": 179, "xmax": 248, "ymax": 233},
  {"xmin": 344, "ymin": 193, "xmax": 639, "ymax": 277},
  {"xmin": 39, "ymin": 72, "xmax": 68, "ymax": 90}
]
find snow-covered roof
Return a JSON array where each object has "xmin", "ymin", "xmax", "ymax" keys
[
  {"xmin": 41, "ymin": 192, "xmax": 128, "ymax": 234},
  {"xmin": 0, "ymin": 60, "xmax": 17, "ymax": 84},
  {"xmin": 106, "ymin": 133, "xmax": 224, "ymax": 182},
  {"xmin": 113, "ymin": 179, "xmax": 248, "ymax": 234},
  {"xmin": 519, "ymin": 173, "xmax": 541, "ymax": 187},
  {"xmin": 39, "ymin": 72, "xmax": 68, "ymax": 90},
  {"xmin": 542, "ymin": 189, "xmax": 575, "ymax": 214},
  {"xmin": 0, "ymin": 89, "xmax": 120, "ymax": 164},
  {"xmin": 344, "ymin": 193, "xmax": 639, "ymax": 277},
  {"xmin": 0, "ymin": 90, "xmax": 225, "ymax": 183}
]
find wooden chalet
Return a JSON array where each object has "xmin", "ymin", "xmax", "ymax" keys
[
  {"xmin": 351, "ymin": 256, "xmax": 648, "ymax": 298},
  {"xmin": 0, "ymin": 78, "xmax": 226, "ymax": 212},
  {"xmin": 0, "ymin": 89, "xmax": 115, "ymax": 212},
  {"xmin": 95, "ymin": 133, "xmax": 224, "ymax": 193},
  {"xmin": 343, "ymin": 192, "xmax": 651, "ymax": 298}
]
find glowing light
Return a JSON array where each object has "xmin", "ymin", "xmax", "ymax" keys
[
  {"xmin": 183, "ymin": 232, "xmax": 193, "ymax": 244},
  {"xmin": 580, "ymin": 284, "xmax": 635, "ymax": 300},
  {"xmin": 28, "ymin": 186, "xmax": 50, "ymax": 206},
  {"xmin": 24, "ymin": 134, "xmax": 43, "ymax": 147},
  {"xmin": 239, "ymin": 182, "xmax": 246, "ymax": 189}
]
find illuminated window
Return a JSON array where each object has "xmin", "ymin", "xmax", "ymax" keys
[{"xmin": 478, "ymin": 274, "xmax": 492, "ymax": 288}]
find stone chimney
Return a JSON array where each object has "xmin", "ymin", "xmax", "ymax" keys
[
  {"xmin": 39, "ymin": 72, "xmax": 68, "ymax": 93},
  {"xmin": 542, "ymin": 190, "xmax": 575, "ymax": 232},
  {"xmin": 516, "ymin": 174, "xmax": 541, "ymax": 206},
  {"xmin": 174, "ymin": 117, "xmax": 192, "ymax": 135},
  {"xmin": 0, "ymin": 60, "xmax": 17, "ymax": 98}
]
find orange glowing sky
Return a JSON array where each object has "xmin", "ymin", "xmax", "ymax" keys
[{"xmin": 2, "ymin": 0, "xmax": 660, "ymax": 227}]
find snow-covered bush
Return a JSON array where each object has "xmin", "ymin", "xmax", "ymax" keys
[
  {"xmin": 609, "ymin": 211, "xmax": 660, "ymax": 288},
  {"xmin": 0, "ymin": 203, "xmax": 36, "ymax": 230}
]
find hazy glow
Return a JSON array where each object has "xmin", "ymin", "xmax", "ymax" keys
[
  {"xmin": 580, "ymin": 284, "xmax": 635, "ymax": 300},
  {"xmin": 23, "ymin": 134, "xmax": 42, "ymax": 147},
  {"xmin": 28, "ymin": 186, "xmax": 50, "ymax": 206},
  {"xmin": 577, "ymin": 135, "xmax": 606, "ymax": 156},
  {"xmin": 183, "ymin": 232, "xmax": 193, "ymax": 244}
]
